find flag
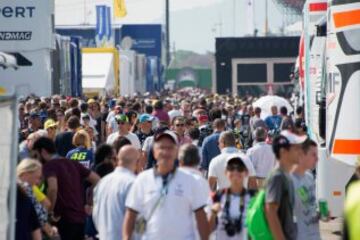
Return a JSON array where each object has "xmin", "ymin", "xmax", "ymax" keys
[{"xmin": 114, "ymin": 0, "xmax": 127, "ymax": 18}]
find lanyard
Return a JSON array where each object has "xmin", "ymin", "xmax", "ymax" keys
[
  {"xmin": 146, "ymin": 170, "xmax": 176, "ymax": 221},
  {"xmin": 223, "ymin": 189, "xmax": 246, "ymax": 223}
]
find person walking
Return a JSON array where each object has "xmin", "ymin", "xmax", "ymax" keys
[
  {"xmin": 209, "ymin": 157, "xmax": 254, "ymax": 239},
  {"xmin": 291, "ymin": 139, "xmax": 322, "ymax": 240},
  {"xmin": 201, "ymin": 119, "xmax": 226, "ymax": 175},
  {"xmin": 208, "ymin": 131, "xmax": 257, "ymax": 191},
  {"xmin": 265, "ymin": 130, "xmax": 306, "ymax": 240},
  {"xmin": 123, "ymin": 131, "xmax": 210, "ymax": 240},
  {"xmin": 32, "ymin": 137, "xmax": 100, "ymax": 240},
  {"xmin": 246, "ymin": 127, "xmax": 276, "ymax": 187},
  {"xmin": 92, "ymin": 145, "xmax": 140, "ymax": 240},
  {"xmin": 55, "ymin": 116, "xmax": 80, "ymax": 157},
  {"xmin": 106, "ymin": 114, "xmax": 141, "ymax": 150}
]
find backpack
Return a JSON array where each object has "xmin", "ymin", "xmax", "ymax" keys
[{"xmin": 245, "ymin": 190, "xmax": 274, "ymax": 240}]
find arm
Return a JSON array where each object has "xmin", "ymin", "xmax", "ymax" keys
[
  {"xmin": 248, "ymin": 176, "xmax": 258, "ymax": 190},
  {"xmin": 122, "ymin": 208, "xmax": 138, "ymax": 240},
  {"xmin": 46, "ymin": 177, "xmax": 58, "ymax": 213},
  {"xmin": 32, "ymin": 229, "xmax": 42, "ymax": 240},
  {"xmin": 265, "ymin": 202, "xmax": 286, "ymax": 240},
  {"xmin": 208, "ymin": 202, "xmax": 221, "ymax": 232},
  {"xmin": 40, "ymin": 198, "xmax": 52, "ymax": 210},
  {"xmin": 86, "ymin": 171, "xmax": 100, "ymax": 186},
  {"xmin": 208, "ymin": 177, "xmax": 217, "ymax": 192},
  {"xmin": 195, "ymin": 208, "xmax": 210, "ymax": 240}
]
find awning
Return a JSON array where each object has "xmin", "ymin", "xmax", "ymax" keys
[{"xmin": 82, "ymin": 52, "xmax": 115, "ymax": 96}]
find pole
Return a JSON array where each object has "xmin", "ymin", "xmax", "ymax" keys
[
  {"xmin": 166, "ymin": 0, "xmax": 170, "ymax": 66},
  {"xmin": 233, "ymin": 0, "xmax": 236, "ymax": 36},
  {"xmin": 265, "ymin": 0, "xmax": 269, "ymax": 36}
]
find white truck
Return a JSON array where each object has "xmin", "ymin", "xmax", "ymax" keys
[{"xmin": 303, "ymin": 0, "xmax": 360, "ymax": 216}]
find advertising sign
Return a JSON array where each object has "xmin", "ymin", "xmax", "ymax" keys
[
  {"xmin": 120, "ymin": 24, "xmax": 163, "ymax": 59},
  {"xmin": 0, "ymin": 0, "xmax": 55, "ymax": 51}
]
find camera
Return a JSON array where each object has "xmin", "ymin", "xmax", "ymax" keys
[{"xmin": 223, "ymin": 218, "xmax": 242, "ymax": 237}]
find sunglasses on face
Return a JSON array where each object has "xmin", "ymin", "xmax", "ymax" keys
[
  {"xmin": 117, "ymin": 121, "xmax": 127, "ymax": 125},
  {"xmin": 175, "ymin": 123, "xmax": 185, "ymax": 127}
]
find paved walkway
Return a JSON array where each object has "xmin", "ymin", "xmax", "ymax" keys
[{"xmin": 320, "ymin": 218, "xmax": 343, "ymax": 240}]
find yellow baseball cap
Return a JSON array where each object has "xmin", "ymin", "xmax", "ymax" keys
[
  {"xmin": 87, "ymin": 98, "xmax": 96, "ymax": 104},
  {"xmin": 44, "ymin": 119, "xmax": 57, "ymax": 130}
]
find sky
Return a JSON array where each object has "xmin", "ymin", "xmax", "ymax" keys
[{"xmin": 55, "ymin": 0, "xmax": 294, "ymax": 53}]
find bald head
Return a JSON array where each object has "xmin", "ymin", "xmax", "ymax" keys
[{"xmin": 117, "ymin": 145, "xmax": 139, "ymax": 170}]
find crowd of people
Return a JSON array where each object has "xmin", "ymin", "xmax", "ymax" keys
[{"xmin": 15, "ymin": 89, "xmax": 338, "ymax": 240}]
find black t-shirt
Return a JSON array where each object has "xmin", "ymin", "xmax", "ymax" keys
[
  {"xmin": 55, "ymin": 131, "xmax": 75, "ymax": 157},
  {"xmin": 16, "ymin": 186, "xmax": 40, "ymax": 240},
  {"xmin": 136, "ymin": 130, "xmax": 154, "ymax": 146}
]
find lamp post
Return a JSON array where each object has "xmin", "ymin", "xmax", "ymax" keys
[{"xmin": 166, "ymin": 0, "xmax": 170, "ymax": 66}]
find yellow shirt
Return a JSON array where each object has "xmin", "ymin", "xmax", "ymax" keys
[
  {"xmin": 32, "ymin": 185, "xmax": 46, "ymax": 203},
  {"xmin": 345, "ymin": 181, "xmax": 360, "ymax": 240}
]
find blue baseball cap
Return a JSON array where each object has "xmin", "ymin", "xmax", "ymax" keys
[{"xmin": 139, "ymin": 114, "xmax": 154, "ymax": 123}]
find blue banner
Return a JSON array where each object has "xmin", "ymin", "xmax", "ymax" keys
[
  {"xmin": 96, "ymin": 5, "xmax": 106, "ymax": 43},
  {"xmin": 105, "ymin": 6, "xmax": 112, "ymax": 40}
]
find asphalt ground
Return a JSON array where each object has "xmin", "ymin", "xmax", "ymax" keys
[{"xmin": 320, "ymin": 218, "xmax": 343, "ymax": 240}]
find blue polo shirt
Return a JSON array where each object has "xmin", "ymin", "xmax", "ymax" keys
[{"xmin": 200, "ymin": 132, "xmax": 221, "ymax": 171}]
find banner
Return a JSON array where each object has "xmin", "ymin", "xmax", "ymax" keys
[
  {"xmin": 0, "ymin": 0, "xmax": 55, "ymax": 51},
  {"xmin": 96, "ymin": 5, "xmax": 112, "ymax": 47},
  {"xmin": 96, "ymin": 5, "xmax": 106, "ymax": 44},
  {"xmin": 114, "ymin": 0, "xmax": 127, "ymax": 18}
]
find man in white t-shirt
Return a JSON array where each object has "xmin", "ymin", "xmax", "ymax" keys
[
  {"xmin": 246, "ymin": 127, "xmax": 276, "ymax": 187},
  {"xmin": 106, "ymin": 114, "xmax": 141, "ymax": 150},
  {"xmin": 123, "ymin": 131, "xmax": 210, "ymax": 240},
  {"xmin": 208, "ymin": 131, "xmax": 257, "ymax": 191}
]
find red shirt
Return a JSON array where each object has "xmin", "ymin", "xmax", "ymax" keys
[{"xmin": 152, "ymin": 109, "xmax": 170, "ymax": 123}]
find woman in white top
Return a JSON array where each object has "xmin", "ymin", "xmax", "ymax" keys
[{"xmin": 208, "ymin": 157, "xmax": 254, "ymax": 240}]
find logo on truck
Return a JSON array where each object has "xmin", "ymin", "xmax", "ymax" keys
[{"xmin": 0, "ymin": 5, "xmax": 36, "ymax": 41}]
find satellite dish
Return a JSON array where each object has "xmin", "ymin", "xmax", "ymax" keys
[{"xmin": 121, "ymin": 36, "xmax": 133, "ymax": 50}]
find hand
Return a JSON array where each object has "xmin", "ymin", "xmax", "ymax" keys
[
  {"xmin": 49, "ymin": 212, "xmax": 61, "ymax": 223},
  {"xmin": 85, "ymin": 204, "xmax": 93, "ymax": 215},
  {"xmin": 211, "ymin": 203, "xmax": 221, "ymax": 215}
]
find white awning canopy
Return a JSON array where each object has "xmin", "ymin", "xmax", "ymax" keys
[{"xmin": 82, "ymin": 52, "xmax": 115, "ymax": 96}]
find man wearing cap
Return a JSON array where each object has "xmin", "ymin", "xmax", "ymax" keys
[
  {"xmin": 265, "ymin": 130, "xmax": 307, "ymax": 240},
  {"xmin": 26, "ymin": 111, "xmax": 42, "ymax": 135},
  {"xmin": 106, "ymin": 114, "xmax": 141, "ymax": 150},
  {"xmin": 246, "ymin": 127, "xmax": 276, "ymax": 187},
  {"xmin": 123, "ymin": 131, "xmax": 210, "ymax": 240},
  {"xmin": 44, "ymin": 119, "xmax": 58, "ymax": 141},
  {"xmin": 136, "ymin": 114, "xmax": 155, "ymax": 146}
]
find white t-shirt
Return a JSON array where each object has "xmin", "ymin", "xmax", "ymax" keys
[
  {"xmin": 246, "ymin": 142, "xmax": 276, "ymax": 178},
  {"xmin": 92, "ymin": 167, "xmax": 136, "ymax": 240},
  {"xmin": 208, "ymin": 147, "xmax": 256, "ymax": 190},
  {"xmin": 125, "ymin": 168, "xmax": 208, "ymax": 240},
  {"xmin": 180, "ymin": 167, "xmax": 211, "ymax": 240},
  {"xmin": 208, "ymin": 191, "xmax": 251, "ymax": 240},
  {"xmin": 106, "ymin": 132, "xmax": 141, "ymax": 150}
]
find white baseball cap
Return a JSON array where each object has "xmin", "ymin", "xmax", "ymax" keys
[
  {"xmin": 280, "ymin": 130, "xmax": 307, "ymax": 145},
  {"xmin": 154, "ymin": 130, "xmax": 179, "ymax": 145}
]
